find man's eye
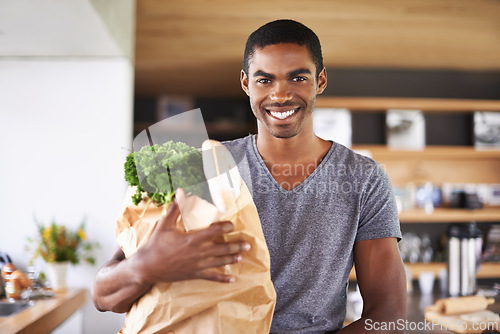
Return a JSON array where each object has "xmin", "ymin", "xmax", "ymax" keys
[
  {"xmin": 292, "ymin": 77, "xmax": 307, "ymax": 82},
  {"xmin": 257, "ymin": 78, "xmax": 271, "ymax": 84}
]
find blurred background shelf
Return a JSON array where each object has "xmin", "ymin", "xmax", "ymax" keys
[
  {"xmin": 404, "ymin": 262, "xmax": 500, "ymax": 279},
  {"xmin": 352, "ymin": 145, "xmax": 500, "ymax": 190},
  {"xmin": 352, "ymin": 145, "xmax": 500, "ymax": 160},
  {"xmin": 349, "ymin": 262, "xmax": 500, "ymax": 280},
  {"xmin": 316, "ymin": 97, "xmax": 500, "ymax": 112},
  {"xmin": 399, "ymin": 208, "xmax": 500, "ymax": 223}
]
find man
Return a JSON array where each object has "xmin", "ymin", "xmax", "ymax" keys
[{"xmin": 93, "ymin": 19, "xmax": 406, "ymax": 333}]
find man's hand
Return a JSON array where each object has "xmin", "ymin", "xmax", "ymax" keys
[
  {"xmin": 135, "ymin": 188, "xmax": 250, "ymax": 284},
  {"xmin": 93, "ymin": 188, "xmax": 250, "ymax": 313}
]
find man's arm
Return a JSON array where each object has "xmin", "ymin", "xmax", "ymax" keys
[
  {"xmin": 93, "ymin": 247, "xmax": 149, "ymax": 313},
  {"xmin": 92, "ymin": 190, "xmax": 251, "ymax": 313},
  {"xmin": 339, "ymin": 237, "xmax": 407, "ymax": 333}
]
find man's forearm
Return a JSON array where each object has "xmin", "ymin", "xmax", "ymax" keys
[
  {"xmin": 340, "ymin": 277, "xmax": 407, "ymax": 333},
  {"xmin": 347, "ymin": 238, "xmax": 407, "ymax": 333},
  {"xmin": 93, "ymin": 249, "xmax": 152, "ymax": 313}
]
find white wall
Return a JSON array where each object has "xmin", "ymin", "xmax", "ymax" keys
[
  {"xmin": 0, "ymin": 59, "xmax": 131, "ymax": 333},
  {"xmin": 0, "ymin": 0, "xmax": 135, "ymax": 331}
]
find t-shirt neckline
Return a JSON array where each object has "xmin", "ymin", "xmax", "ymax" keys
[{"xmin": 249, "ymin": 134, "xmax": 336, "ymax": 194}]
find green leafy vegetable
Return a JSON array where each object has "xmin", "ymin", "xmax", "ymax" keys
[{"xmin": 124, "ymin": 141, "xmax": 208, "ymax": 207}]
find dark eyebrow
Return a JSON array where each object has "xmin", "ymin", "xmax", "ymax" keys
[
  {"xmin": 252, "ymin": 68, "xmax": 312, "ymax": 79},
  {"xmin": 253, "ymin": 70, "xmax": 275, "ymax": 79},
  {"xmin": 288, "ymin": 68, "xmax": 311, "ymax": 78}
]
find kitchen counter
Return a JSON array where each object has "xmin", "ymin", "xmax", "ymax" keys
[
  {"xmin": 0, "ymin": 288, "xmax": 86, "ymax": 334},
  {"xmin": 346, "ymin": 280, "xmax": 499, "ymax": 333},
  {"xmin": 405, "ymin": 287, "xmax": 500, "ymax": 334}
]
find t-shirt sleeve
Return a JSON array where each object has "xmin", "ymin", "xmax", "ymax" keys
[{"xmin": 355, "ymin": 162, "xmax": 402, "ymax": 243}]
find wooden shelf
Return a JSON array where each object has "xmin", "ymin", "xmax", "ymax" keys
[
  {"xmin": 349, "ymin": 262, "xmax": 500, "ymax": 280},
  {"xmin": 352, "ymin": 145, "xmax": 500, "ymax": 185},
  {"xmin": 405, "ymin": 262, "xmax": 500, "ymax": 279},
  {"xmin": 399, "ymin": 208, "xmax": 500, "ymax": 223},
  {"xmin": 352, "ymin": 145, "xmax": 500, "ymax": 160},
  {"xmin": 316, "ymin": 97, "xmax": 500, "ymax": 112}
]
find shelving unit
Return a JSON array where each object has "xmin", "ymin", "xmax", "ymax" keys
[
  {"xmin": 320, "ymin": 97, "xmax": 500, "ymax": 280},
  {"xmin": 350, "ymin": 145, "xmax": 500, "ymax": 223}
]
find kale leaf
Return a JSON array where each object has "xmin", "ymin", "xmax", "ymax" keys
[{"xmin": 124, "ymin": 141, "xmax": 208, "ymax": 207}]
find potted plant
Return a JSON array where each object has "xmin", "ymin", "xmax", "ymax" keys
[{"xmin": 27, "ymin": 219, "xmax": 98, "ymax": 290}]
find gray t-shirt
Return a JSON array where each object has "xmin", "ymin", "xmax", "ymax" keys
[{"xmin": 223, "ymin": 135, "xmax": 401, "ymax": 333}]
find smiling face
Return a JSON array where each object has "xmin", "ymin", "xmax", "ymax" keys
[{"xmin": 241, "ymin": 43, "xmax": 327, "ymax": 139}]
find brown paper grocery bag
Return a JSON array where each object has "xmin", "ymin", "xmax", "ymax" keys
[{"xmin": 116, "ymin": 177, "xmax": 275, "ymax": 333}]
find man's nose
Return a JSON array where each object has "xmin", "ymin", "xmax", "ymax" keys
[{"xmin": 270, "ymin": 82, "xmax": 292, "ymax": 104}]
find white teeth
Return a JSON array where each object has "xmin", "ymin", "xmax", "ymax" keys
[{"xmin": 269, "ymin": 108, "xmax": 297, "ymax": 120}]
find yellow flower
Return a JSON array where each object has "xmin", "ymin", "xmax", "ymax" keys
[
  {"xmin": 31, "ymin": 220, "xmax": 98, "ymax": 265},
  {"xmin": 78, "ymin": 228, "xmax": 86, "ymax": 240},
  {"xmin": 43, "ymin": 227, "xmax": 52, "ymax": 241}
]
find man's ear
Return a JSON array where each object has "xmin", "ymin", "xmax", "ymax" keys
[
  {"xmin": 240, "ymin": 70, "xmax": 250, "ymax": 96},
  {"xmin": 316, "ymin": 67, "xmax": 327, "ymax": 95}
]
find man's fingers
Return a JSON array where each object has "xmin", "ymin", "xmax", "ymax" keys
[
  {"xmin": 155, "ymin": 197, "xmax": 181, "ymax": 231},
  {"xmin": 174, "ymin": 188, "xmax": 186, "ymax": 212},
  {"xmin": 197, "ymin": 253, "xmax": 243, "ymax": 270},
  {"xmin": 195, "ymin": 270, "xmax": 236, "ymax": 283},
  {"xmin": 202, "ymin": 241, "xmax": 251, "ymax": 258},
  {"xmin": 190, "ymin": 221, "xmax": 235, "ymax": 243}
]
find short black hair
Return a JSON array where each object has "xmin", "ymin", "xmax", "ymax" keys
[{"xmin": 243, "ymin": 19, "xmax": 324, "ymax": 79}]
